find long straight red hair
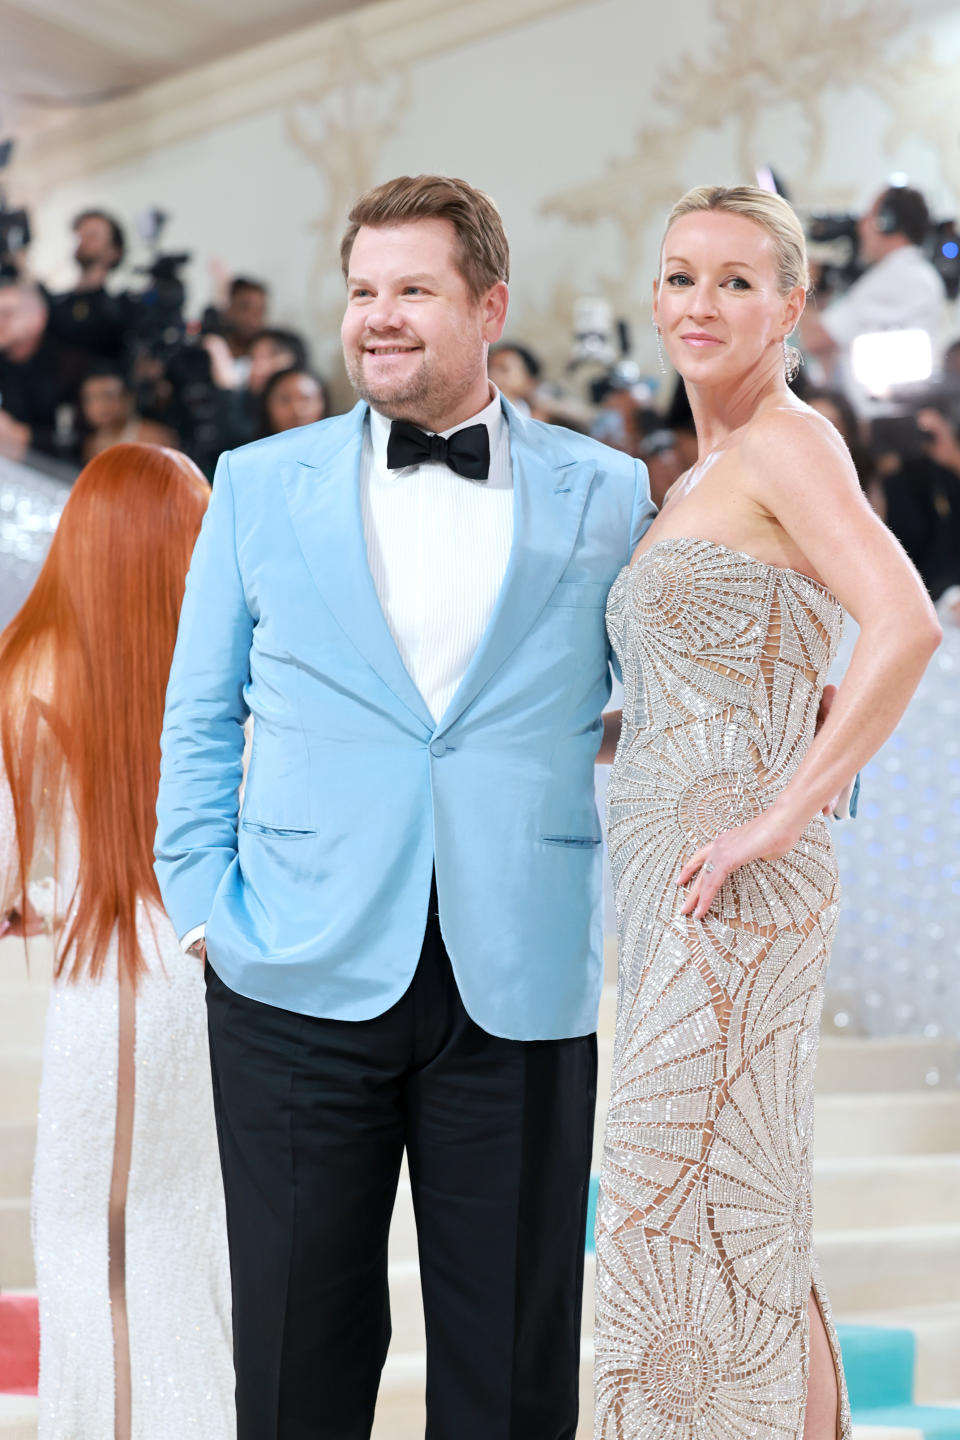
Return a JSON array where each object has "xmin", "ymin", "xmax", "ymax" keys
[{"xmin": 0, "ymin": 444, "xmax": 209, "ymax": 984}]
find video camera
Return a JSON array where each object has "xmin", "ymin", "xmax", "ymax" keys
[
  {"xmin": 568, "ymin": 298, "xmax": 659, "ymax": 405},
  {"xmin": 128, "ymin": 207, "xmax": 193, "ymax": 361},
  {"xmin": 804, "ymin": 206, "xmax": 960, "ymax": 301},
  {"xmin": 126, "ymin": 207, "xmax": 225, "ymax": 472},
  {"xmin": 0, "ymin": 139, "xmax": 31, "ymax": 276}
]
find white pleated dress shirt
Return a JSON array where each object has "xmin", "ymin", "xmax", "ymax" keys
[
  {"xmin": 181, "ymin": 388, "xmax": 513, "ymax": 951},
  {"xmin": 361, "ymin": 387, "xmax": 514, "ymax": 723}
]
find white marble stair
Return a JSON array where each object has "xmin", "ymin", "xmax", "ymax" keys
[
  {"xmin": 814, "ymin": 1154, "xmax": 960, "ymax": 1230},
  {"xmin": 817, "ymin": 1223, "xmax": 960, "ymax": 1311},
  {"xmin": 0, "ymin": 1398, "xmax": 37, "ymax": 1440},
  {"xmin": 814, "ymin": 1092, "xmax": 960, "ymax": 1158}
]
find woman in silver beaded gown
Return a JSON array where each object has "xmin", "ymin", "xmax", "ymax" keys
[{"xmin": 594, "ymin": 188, "xmax": 940, "ymax": 1440}]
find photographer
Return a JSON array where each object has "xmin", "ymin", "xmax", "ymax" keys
[
  {"xmin": 47, "ymin": 210, "xmax": 133, "ymax": 365},
  {"xmin": 802, "ymin": 185, "xmax": 946, "ymax": 415},
  {"xmin": 0, "ymin": 275, "xmax": 89, "ymax": 460},
  {"xmin": 221, "ymin": 276, "xmax": 268, "ymax": 369},
  {"xmin": 882, "ymin": 405, "xmax": 960, "ymax": 600}
]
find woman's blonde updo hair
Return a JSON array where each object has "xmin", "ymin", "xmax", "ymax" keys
[{"xmin": 663, "ymin": 185, "xmax": 810, "ymax": 296}]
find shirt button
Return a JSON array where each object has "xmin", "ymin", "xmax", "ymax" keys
[{"xmin": 429, "ymin": 738, "xmax": 448, "ymax": 758}]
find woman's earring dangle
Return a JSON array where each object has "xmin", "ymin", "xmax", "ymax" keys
[
  {"xmin": 655, "ymin": 326, "xmax": 667, "ymax": 375},
  {"xmin": 783, "ymin": 338, "xmax": 803, "ymax": 384}
]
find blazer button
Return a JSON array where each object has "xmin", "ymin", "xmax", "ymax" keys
[{"xmin": 429, "ymin": 738, "xmax": 448, "ymax": 758}]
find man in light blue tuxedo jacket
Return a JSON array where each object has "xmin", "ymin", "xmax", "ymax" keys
[{"xmin": 155, "ymin": 176, "xmax": 654, "ymax": 1440}]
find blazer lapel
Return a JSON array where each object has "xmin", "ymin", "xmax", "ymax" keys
[
  {"xmin": 281, "ymin": 404, "xmax": 434, "ymax": 732},
  {"xmin": 437, "ymin": 406, "xmax": 597, "ymax": 733}
]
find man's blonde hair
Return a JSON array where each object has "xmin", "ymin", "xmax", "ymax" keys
[
  {"xmin": 664, "ymin": 185, "xmax": 810, "ymax": 294},
  {"xmin": 340, "ymin": 175, "xmax": 510, "ymax": 300}
]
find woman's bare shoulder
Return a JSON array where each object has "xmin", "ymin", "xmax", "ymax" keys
[{"xmin": 739, "ymin": 400, "xmax": 857, "ymax": 496}]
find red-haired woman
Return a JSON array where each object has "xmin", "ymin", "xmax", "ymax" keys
[{"xmin": 0, "ymin": 445, "xmax": 234, "ymax": 1439}]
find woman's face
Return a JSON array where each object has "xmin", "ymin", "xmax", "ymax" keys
[
  {"xmin": 266, "ymin": 373, "xmax": 326, "ymax": 432},
  {"xmin": 653, "ymin": 210, "xmax": 804, "ymax": 389},
  {"xmin": 82, "ymin": 375, "xmax": 132, "ymax": 430}
]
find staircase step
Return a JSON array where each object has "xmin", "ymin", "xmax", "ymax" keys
[
  {"xmin": 0, "ymin": 937, "xmax": 53, "ymax": 988},
  {"xmin": 818, "ymin": 1225, "xmax": 960, "ymax": 1311},
  {"xmin": 0, "ymin": 1062, "xmax": 42, "ymax": 1129},
  {"xmin": 852, "ymin": 1407, "xmax": 960, "ymax": 1439},
  {"xmin": 0, "ymin": 1396, "xmax": 37, "ymax": 1440},
  {"xmin": 0, "ymin": 1204, "xmax": 33, "ymax": 1293},
  {"xmin": 0, "ymin": 1129, "xmax": 34, "ymax": 1204},
  {"xmin": 839, "ymin": 1305, "xmax": 960, "ymax": 1404},
  {"xmin": 814, "ymin": 1094, "xmax": 960, "ymax": 1158},
  {"xmin": 0, "ymin": 994, "xmax": 46, "ymax": 1052},
  {"xmin": 839, "ymin": 1324, "xmax": 915, "ymax": 1409},
  {"xmin": 815, "ymin": 1155, "xmax": 960, "ymax": 1230},
  {"xmin": 816, "ymin": 1038, "xmax": 960, "ymax": 1095},
  {"xmin": 851, "ymin": 1429, "xmax": 924, "ymax": 1440}
]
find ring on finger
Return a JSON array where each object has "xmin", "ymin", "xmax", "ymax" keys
[{"xmin": 702, "ymin": 861, "xmax": 716, "ymax": 873}]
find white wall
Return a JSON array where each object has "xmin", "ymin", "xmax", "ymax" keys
[{"xmin": 11, "ymin": 0, "xmax": 960, "ymax": 393}]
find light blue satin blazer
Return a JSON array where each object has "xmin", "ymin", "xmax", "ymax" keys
[{"xmin": 155, "ymin": 398, "xmax": 654, "ymax": 1039}]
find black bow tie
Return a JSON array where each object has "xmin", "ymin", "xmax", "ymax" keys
[{"xmin": 386, "ymin": 420, "xmax": 490, "ymax": 482}]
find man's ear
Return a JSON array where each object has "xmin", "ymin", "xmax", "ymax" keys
[{"xmin": 483, "ymin": 282, "xmax": 509, "ymax": 344}]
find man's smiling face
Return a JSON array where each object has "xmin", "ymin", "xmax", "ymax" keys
[{"xmin": 341, "ymin": 217, "xmax": 500, "ymax": 429}]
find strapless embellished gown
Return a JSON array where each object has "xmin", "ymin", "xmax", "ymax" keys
[{"xmin": 595, "ymin": 538, "xmax": 852, "ymax": 1440}]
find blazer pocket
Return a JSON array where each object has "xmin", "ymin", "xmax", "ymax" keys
[
  {"xmin": 541, "ymin": 833, "xmax": 602, "ymax": 847},
  {"xmin": 240, "ymin": 819, "xmax": 317, "ymax": 837},
  {"xmin": 545, "ymin": 580, "xmax": 609, "ymax": 608}
]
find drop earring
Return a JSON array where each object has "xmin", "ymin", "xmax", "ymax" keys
[
  {"xmin": 783, "ymin": 338, "xmax": 803, "ymax": 383},
  {"xmin": 655, "ymin": 326, "xmax": 666, "ymax": 375}
]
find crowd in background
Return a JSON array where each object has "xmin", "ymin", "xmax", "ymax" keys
[
  {"xmin": 2, "ymin": 182, "xmax": 960, "ymax": 602},
  {"xmin": 0, "ymin": 210, "xmax": 327, "ymax": 477}
]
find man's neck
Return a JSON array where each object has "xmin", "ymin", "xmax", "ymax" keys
[
  {"xmin": 382, "ymin": 380, "xmax": 495, "ymax": 436},
  {"xmin": 75, "ymin": 264, "xmax": 109, "ymax": 293},
  {"xmin": 876, "ymin": 236, "xmax": 911, "ymax": 263}
]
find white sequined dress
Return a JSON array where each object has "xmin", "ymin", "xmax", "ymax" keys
[
  {"xmin": 0, "ymin": 759, "xmax": 235, "ymax": 1439},
  {"xmin": 596, "ymin": 538, "xmax": 851, "ymax": 1440}
]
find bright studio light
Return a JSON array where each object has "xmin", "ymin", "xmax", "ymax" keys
[{"xmin": 850, "ymin": 329, "xmax": 933, "ymax": 397}]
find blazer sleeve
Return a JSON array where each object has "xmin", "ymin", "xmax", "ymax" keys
[
  {"xmin": 154, "ymin": 449, "xmax": 253, "ymax": 940},
  {"xmin": 609, "ymin": 458, "xmax": 657, "ymax": 684},
  {"xmin": 630, "ymin": 457, "xmax": 657, "ymax": 552}
]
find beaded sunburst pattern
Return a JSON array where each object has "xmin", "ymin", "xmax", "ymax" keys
[{"xmin": 596, "ymin": 538, "xmax": 851, "ymax": 1440}]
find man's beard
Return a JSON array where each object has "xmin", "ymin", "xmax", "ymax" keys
[{"xmin": 345, "ymin": 346, "xmax": 435, "ymax": 419}]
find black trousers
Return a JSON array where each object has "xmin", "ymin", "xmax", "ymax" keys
[{"xmin": 205, "ymin": 889, "xmax": 597, "ymax": 1440}]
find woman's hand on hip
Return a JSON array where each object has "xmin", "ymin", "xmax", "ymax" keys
[{"xmin": 676, "ymin": 807, "xmax": 806, "ymax": 921}]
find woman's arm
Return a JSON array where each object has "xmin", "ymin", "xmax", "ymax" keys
[
  {"xmin": 680, "ymin": 407, "xmax": 941, "ymax": 919},
  {"xmin": 596, "ymin": 710, "xmax": 622, "ymax": 764}
]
